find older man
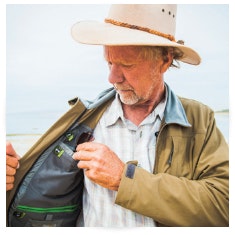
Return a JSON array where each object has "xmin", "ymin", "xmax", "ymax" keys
[{"xmin": 6, "ymin": 5, "xmax": 228, "ymax": 227}]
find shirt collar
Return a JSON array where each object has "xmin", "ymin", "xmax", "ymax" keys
[{"xmin": 103, "ymin": 93, "xmax": 124, "ymax": 127}]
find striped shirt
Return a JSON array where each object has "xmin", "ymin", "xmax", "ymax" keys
[{"xmin": 79, "ymin": 92, "xmax": 167, "ymax": 227}]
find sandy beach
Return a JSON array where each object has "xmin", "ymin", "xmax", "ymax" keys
[{"xmin": 6, "ymin": 134, "xmax": 42, "ymax": 157}]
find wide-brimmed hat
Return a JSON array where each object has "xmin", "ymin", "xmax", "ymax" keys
[{"xmin": 71, "ymin": 4, "xmax": 201, "ymax": 65}]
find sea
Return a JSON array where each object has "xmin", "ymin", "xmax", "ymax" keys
[{"xmin": 5, "ymin": 110, "xmax": 229, "ymax": 156}]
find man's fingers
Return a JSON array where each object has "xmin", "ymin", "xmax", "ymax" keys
[
  {"xmin": 72, "ymin": 150, "xmax": 94, "ymax": 161},
  {"xmin": 6, "ymin": 155, "xmax": 20, "ymax": 169},
  {"xmin": 76, "ymin": 141, "xmax": 101, "ymax": 152},
  {"xmin": 6, "ymin": 142, "xmax": 20, "ymax": 170},
  {"xmin": 6, "ymin": 175, "xmax": 15, "ymax": 184},
  {"xmin": 77, "ymin": 160, "xmax": 91, "ymax": 170},
  {"xmin": 6, "ymin": 183, "xmax": 14, "ymax": 191},
  {"xmin": 7, "ymin": 175, "xmax": 15, "ymax": 191},
  {"xmin": 6, "ymin": 165, "xmax": 17, "ymax": 176},
  {"xmin": 6, "ymin": 141, "xmax": 18, "ymax": 157}
]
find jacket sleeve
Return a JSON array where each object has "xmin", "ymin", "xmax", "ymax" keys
[{"xmin": 115, "ymin": 112, "xmax": 229, "ymax": 226}]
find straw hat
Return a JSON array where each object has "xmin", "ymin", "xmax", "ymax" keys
[{"xmin": 71, "ymin": 4, "xmax": 201, "ymax": 65}]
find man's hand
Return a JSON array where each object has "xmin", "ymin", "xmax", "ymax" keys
[
  {"xmin": 6, "ymin": 141, "xmax": 20, "ymax": 191},
  {"xmin": 73, "ymin": 142, "xmax": 125, "ymax": 191}
]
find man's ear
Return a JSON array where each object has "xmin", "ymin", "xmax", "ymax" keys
[{"xmin": 160, "ymin": 51, "xmax": 173, "ymax": 73}]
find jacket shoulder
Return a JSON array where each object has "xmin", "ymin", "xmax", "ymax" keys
[
  {"xmin": 178, "ymin": 97, "xmax": 215, "ymax": 130},
  {"xmin": 179, "ymin": 97, "xmax": 214, "ymax": 115}
]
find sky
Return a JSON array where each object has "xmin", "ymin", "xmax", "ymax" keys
[{"xmin": 5, "ymin": 3, "xmax": 230, "ymax": 114}]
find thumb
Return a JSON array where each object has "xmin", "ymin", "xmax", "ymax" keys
[{"xmin": 6, "ymin": 141, "xmax": 20, "ymax": 161}]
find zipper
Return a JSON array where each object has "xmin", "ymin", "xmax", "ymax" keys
[
  {"xmin": 153, "ymin": 122, "xmax": 167, "ymax": 173},
  {"xmin": 153, "ymin": 122, "xmax": 175, "ymax": 173},
  {"xmin": 17, "ymin": 205, "xmax": 78, "ymax": 213}
]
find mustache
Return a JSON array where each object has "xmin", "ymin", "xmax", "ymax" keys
[{"xmin": 113, "ymin": 84, "xmax": 134, "ymax": 91}]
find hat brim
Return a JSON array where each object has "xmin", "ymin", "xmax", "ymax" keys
[{"xmin": 71, "ymin": 21, "xmax": 201, "ymax": 65}]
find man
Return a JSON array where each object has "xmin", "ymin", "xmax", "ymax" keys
[{"xmin": 6, "ymin": 4, "xmax": 228, "ymax": 226}]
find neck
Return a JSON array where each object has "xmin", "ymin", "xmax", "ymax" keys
[{"xmin": 122, "ymin": 86, "xmax": 165, "ymax": 126}]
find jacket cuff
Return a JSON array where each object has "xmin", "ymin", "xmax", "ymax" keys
[{"xmin": 115, "ymin": 161, "xmax": 138, "ymax": 206}]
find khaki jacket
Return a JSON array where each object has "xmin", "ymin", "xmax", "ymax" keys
[{"xmin": 7, "ymin": 84, "xmax": 229, "ymax": 226}]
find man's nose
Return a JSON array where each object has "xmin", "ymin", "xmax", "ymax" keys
[{"xmin": 108, "ymin": 64, "xmax": 124, "ymax": 84}]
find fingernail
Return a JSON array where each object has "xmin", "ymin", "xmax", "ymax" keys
[{"xmin": 72, "ymin": 152, "xmax": 78, "ymax": 160}]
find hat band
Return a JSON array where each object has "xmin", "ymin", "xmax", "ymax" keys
[{"xmin": 105, "ymin": 18, "xmax": 176, "ymax": 42}]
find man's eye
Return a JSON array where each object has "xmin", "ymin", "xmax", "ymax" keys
[{"xmin": 123, "ymin": 64, "xmax": 134, "ymax": 68}]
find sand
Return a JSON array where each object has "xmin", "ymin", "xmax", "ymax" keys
[{"xmin": 6, "ymin": 134, "xmax": 42, "ymax": 157}]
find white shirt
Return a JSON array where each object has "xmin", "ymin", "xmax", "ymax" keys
[{"xmin": 79, "ymin": 93, "xmax": 166, "ymax": 227}]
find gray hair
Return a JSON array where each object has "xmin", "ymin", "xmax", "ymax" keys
[{"xmin": 138, "ymin": 46, "xmax": 183, "ymax": 68}]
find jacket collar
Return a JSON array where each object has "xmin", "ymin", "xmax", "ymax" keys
[
  {"xmin": 164, "ymin": 83, "xmax": 191, "ymax": 127},
  {"xmin": 75, "ymin": 83, "xmax": 191, "ymax": 127}
]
